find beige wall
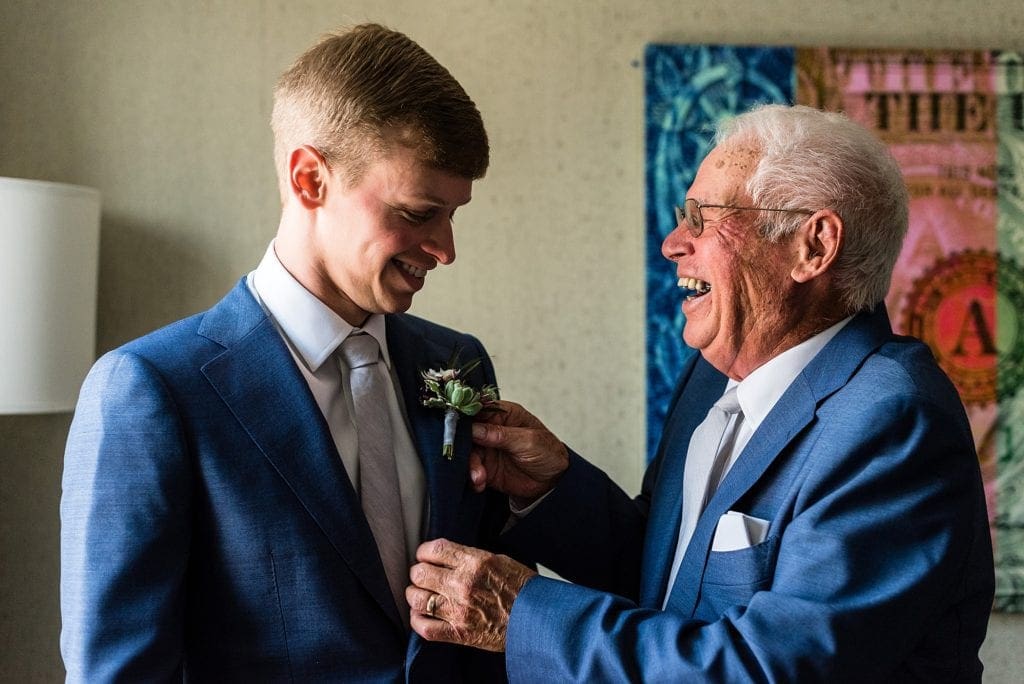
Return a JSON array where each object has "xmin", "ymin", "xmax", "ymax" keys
[{"xmin": 1, "ymin": 0, "xmax": 1022, "ymax": 680}]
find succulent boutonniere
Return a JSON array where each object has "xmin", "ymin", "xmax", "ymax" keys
[{"xmin": 421, "ymin": 357, "xmax": 499, "ymax": 460}]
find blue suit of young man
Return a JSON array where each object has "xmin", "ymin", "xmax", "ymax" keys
[
  {"xmin": 60, "ymin": 279, "xmax": 507, "ymax": 682},
  {"xmin": 501, "ymin": 305, "xmax": 994, "ymax": 682}
]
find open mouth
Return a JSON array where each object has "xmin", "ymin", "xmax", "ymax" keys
[
  {"xmin": 678, "ymin": 276, "xmax": 711, "ymax": 301},
  {"xmin": 395, "ymin": 259, "xmax": 428, "ymax": 279}
]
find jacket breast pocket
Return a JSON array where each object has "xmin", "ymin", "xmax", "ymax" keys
[{"xmin": 696, "ymin": 535, "xmax": 780, "ymax": 620}]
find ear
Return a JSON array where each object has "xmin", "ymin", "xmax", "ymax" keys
[
  {"xmin": 791, "ymin": 209, "xmax": 843, "ymax": 283},
  {"xmin": 287, "ymin": 145, "xmax": 329, "ymax": 209}
]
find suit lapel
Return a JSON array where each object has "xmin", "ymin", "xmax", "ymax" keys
[
  {"xmin": 664, "ymin": 305, "xmax": 895, "ymax": 616},
  {"xmin": 639, "ymin": 358, "xmax": 726, "ymax": 607},
  {"xmin": 389, "ymin": 316, "xmax": 485, "ymax": 674},
  {"xmin": 198, "ymin": 280, "xmax": 403, "ymax": 629},
  {"xmin": 709, "ymin": 305, "xmax": 894, "ymax": 522},
  {"xmin": 386, "ymin": 315, "xmax": 472, "ymax": 541}
]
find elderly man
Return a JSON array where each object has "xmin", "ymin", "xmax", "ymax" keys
[{"xmin": 407, "ymin": 104, "xmax": 994, "ymax": 681}]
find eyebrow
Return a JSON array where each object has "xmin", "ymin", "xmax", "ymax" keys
[
  {"xmin": 404, "ymin": 192, "xmax": 472, "ymax": 207},
  {"xmin": 689, "ymin": 190, "xmax": 743, "ymax": 207}
]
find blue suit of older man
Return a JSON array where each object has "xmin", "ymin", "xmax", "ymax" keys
[
  {"xmin": 500, "ymin": 305, "xmax": 994, "ymax": 682},
  {"xmin": 60, "ymin": 280, "xmax": 507, "ymax": 682}
]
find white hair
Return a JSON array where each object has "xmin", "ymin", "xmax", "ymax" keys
[{"xmin": 715, "ymin": 104, "xmax": 909, "ymax": 313}]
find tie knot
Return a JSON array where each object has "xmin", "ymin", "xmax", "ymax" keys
[
  {"xmin": 714, "ymin": 386, "xmax": 741, "ymax": 415},
  {"xmin": 340, "ymin": 333, "xmax": 380, "ymax": 370}
]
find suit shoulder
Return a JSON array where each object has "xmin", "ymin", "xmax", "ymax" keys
[
  {"xmin": 98, "ymin": 299, "xmax": 244, "ymax": 386},
  {"xmin": 110, "ymin": 312, "xmax": 209, "ymax": 365},
  {"xmin": 105, "ymin": 281, "xmax": 258, "ymax": 370},
  {"xmin": 856, "ymin": 335, "xmax": 959, "ymax": 402},
  {"xmin": 825, "ymin": 336, "xmax": 971, "ymax": 445}
]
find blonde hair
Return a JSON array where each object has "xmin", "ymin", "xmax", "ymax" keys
[{"xmin": 271, "ymin": 24, "xmax": 489, "ymax": 193}]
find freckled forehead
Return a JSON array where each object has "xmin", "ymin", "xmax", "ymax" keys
[
  {"xmin": 691, "ymin": 143, "xmax": 760, "ymax": 199},
  {"xmin": 716, "ymin": 144, "xmax": 759, "ymax": 170}
]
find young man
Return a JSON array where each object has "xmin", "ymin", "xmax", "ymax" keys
[{"xmin": 61, "ymin": 24, "xmax": 507, "ymax": 681}]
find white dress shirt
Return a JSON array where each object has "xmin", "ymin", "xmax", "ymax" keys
[
  {"xmin": 663, "ymin": 316, "xmax": 852, "ymax": 603},
  {"xmin": 245, "ymin": 242, "xmax": 426, "ymax": 564}
]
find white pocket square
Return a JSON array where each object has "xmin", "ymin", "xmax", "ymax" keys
[{"xmin": 711, "ymin": 510, "xmax": 770, "ymax": 552}]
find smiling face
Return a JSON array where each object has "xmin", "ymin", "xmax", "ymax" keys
[
  {"xmin": 281, "ymin": 143, "xmax": 473, "ymax": 326},
  {"xmin": 661, "ymin": 143, "xmax": 803, "ymax": 378}
]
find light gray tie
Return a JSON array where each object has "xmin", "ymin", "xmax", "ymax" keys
[
  {"xmin": 340, "ymin": 333, "xmax": 409, "ymax": 625},
  {"xmin": 677, "ymin": 386, "xmax": 743, "ymax": 555}
]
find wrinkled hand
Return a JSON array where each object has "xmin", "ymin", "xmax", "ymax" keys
[
  {"xmin": 468, "ymin": 400, "xmax": 569, "ymax": 506},
  {"xmin": 407, "ymin": 538, "xmax": 537, "ymax": 652}
]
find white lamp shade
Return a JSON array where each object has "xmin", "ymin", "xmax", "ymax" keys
[{"xmin": 0, "ymin": 177, "xmax": 101, "ymax": 413}]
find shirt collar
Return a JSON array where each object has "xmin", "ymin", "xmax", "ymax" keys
[
  {"xmin": 248, "ymin": 241, "xmax": 392, "ymax": 372},
  {"xmin": 734, "ymin": 316, "xmax": 852, "ymax": 430}
]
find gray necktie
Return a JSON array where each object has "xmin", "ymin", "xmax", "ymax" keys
[
  {"xmin": 339, "ymin": 333, "xmax": 409, "ymax": 625},
  {"xmin": 677, "ymin": 386, "xmax": 743, "ymax": 555}
]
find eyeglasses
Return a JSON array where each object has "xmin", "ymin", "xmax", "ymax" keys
[{"xmin": 673, "ymin": 198, "xmax": 815, "ymax": 238}]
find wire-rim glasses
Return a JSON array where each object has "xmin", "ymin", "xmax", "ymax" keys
[{"xmin": 673, "ymin": 198, "xmax": 815, "ymax": 238}]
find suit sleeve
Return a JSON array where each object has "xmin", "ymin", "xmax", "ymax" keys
[
  {"xmin": 501, "ymin": 451, "xmax": 648, "ymax": 600},
  {"xmin": 499, "ymin": 354, "xmax": 701, "ymax": 598},
  {"xmin": 504, "ymin": 392, "xmax": 990, "ymax": 682},
  {"xmin": 60, "ymin": 351, "xmax": 191, "ymax": 682}
]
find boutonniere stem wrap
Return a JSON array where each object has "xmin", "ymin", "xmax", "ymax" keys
[{"xmin": 421, "ymin": 360, "xmax": 498, "ymax": 460}]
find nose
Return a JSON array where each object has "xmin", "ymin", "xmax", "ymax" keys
[
  {"xmin": 422, "ymin": 219, "xmax": 456, "ymax": 265},
  {"xmin": 661, "ymin": 223, "xmax": 694, "ymax": 262}
]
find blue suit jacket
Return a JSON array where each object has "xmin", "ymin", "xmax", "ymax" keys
[
  {"xmin": 60, "ymin": 279, "xmax": 508, "ymax": 682},
  {"xmin": 502, "ymin": 305, "xmax": 994, "ymax": 682}
]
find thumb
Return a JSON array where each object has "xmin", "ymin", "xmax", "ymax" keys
[{"xmin": 467, "ymin": 450, "xmax": 487, "ymax": 492}]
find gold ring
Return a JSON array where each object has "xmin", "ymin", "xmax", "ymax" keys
[{"xmin": 426, "ymin": 593, "xmax": 439, "ymax": 617}]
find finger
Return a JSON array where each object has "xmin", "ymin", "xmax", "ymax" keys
[
  {"xmin": 471, "ymin": 422, "xmax": 542, "ymax": 452},
  {"xmin": 477, "ymin": 401, "xmax": 550, "ymax": 431},
  {"xmin": 408, "ymin": 560, "xmax": 450, "ymax": 595},
  {"xmin": 411, "ymin": 611, "xmax": 461, "ymax": 644},
  {"xmin": 467, "ymin": 450, "xmax": 487, "ymax": 492},
  {"xmin": 415, "ymin": 537, "xmax": 470, "ymax": 567},
  {"xmin": 471, "ymin": 421, "xmax": 498, "ymax": 446},
  {"xmin": 473, "ymin": 400, "xmax": 522, "ymax": 425},
  {"xmin": 405, "ymin": 585, "xmax": 444, "ymax": 617}
]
